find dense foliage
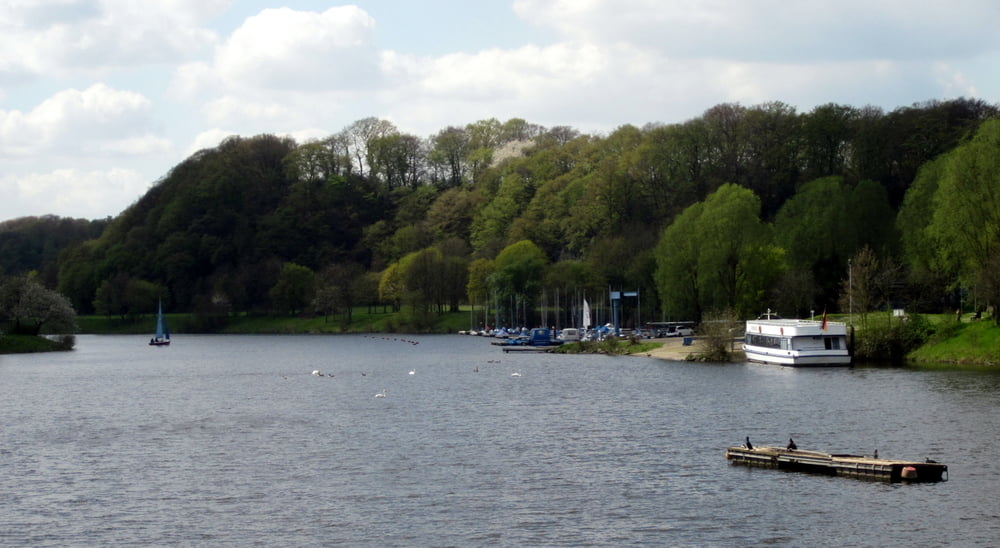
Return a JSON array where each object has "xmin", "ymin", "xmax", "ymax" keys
[
  {"xmin": 3, "ymin": 98, "xmax": 998, "ymax": 330},
  {"xmin": 0, "ymin": 274, "xmax": 78, "ymax": 336},
  {"xmin": 0, "ymin": 215, "xmax": 108, "ymax": 285}
]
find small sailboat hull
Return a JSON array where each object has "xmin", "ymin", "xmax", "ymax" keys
[{"xmin": 149, "ymin": 300, "xmax": 171, "ymax": 346}]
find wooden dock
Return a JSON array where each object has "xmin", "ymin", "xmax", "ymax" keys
[
  {"xmin": 498, "ymin": 345, "xmax": 557, "ymax": 353},
  {"xmin": 726, "ymin": 445, "xmax": 948, "ymax": 483}
]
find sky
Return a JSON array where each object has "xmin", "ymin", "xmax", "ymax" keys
[{"xmin": 2, "ymin": 0, "xmax": 999, "ymax": 222}]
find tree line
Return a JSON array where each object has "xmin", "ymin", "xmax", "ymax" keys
[{"xmin": 2, "ymin": 97, "xmax": 998, "ymax": 331}]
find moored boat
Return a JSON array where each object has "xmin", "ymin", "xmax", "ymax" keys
[
  {"xmin": 743, "ymin": 318, "xmax": 850, "ymax": 366},
  {"xmin": 491, "ymin": 327, "xmax": 563, "ymax": 351}
]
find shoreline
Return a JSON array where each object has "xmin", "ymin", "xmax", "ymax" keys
[
  {"xmin": 633, "ymin": 337, "xmax": 705, "ymax": 360},
  {"xmin": 632, "ymin": 337, "xmax": 746, "ymax": 362}
]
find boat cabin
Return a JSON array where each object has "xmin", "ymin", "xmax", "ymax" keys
[{"xmin": 743, "ymin": 319, "xmax": 851, "ymax": 366}]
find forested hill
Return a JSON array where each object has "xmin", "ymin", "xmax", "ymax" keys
[{"xmin": 8, "ymin": 98, "xmax": 998, "ymax": 326}]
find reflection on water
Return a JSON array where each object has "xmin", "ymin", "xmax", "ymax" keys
[{"xmin": 1, "ymin": 335, "xmax": 999, "ymax": 546}]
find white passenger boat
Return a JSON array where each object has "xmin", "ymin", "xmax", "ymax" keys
[{"xmin": 743, "ymin": 319, "xmax": 851, "ymax": 366}]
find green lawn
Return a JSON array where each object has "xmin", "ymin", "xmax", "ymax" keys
[
  {"xmin": 908, "ymin": 319, "xmax": 1000, "ymax": 366},
  {"xmin": 0, "ymin": 334, "xmax": 75, "ymax": 353},
  {"xmin": 76, "ymin": 307, "xmax": 475, "ymax": 336}
]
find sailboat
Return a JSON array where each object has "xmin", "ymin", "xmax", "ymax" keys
[{"xmin": 149, "ymin": 300, "xmax": 171, "ymax": 346}]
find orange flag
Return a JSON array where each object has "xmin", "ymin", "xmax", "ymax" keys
[{"xmin": 821, "ymin": 308, "xmax": 828, "ymax": 331}]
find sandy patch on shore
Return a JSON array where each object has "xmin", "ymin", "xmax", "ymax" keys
[
  {"xmin": 635, "ymin": 337, "xmax": 706, "ymax": 360},
  {"xmin": 636, "ymin": 337, "xmax": 747, "ymax": 361}
]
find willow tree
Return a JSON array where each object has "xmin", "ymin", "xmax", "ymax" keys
[
  {"xmin": 489, "ymin": 240, "xmax": 548, "ymax": 327},
  {"xmin": 655, "ymin": 184, "xmax": 782, "ymax": 320},
  {"xmin": 901, "ymin": 119, "xmax": 1000, "ymax": 322}
]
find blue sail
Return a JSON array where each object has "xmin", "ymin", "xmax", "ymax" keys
[
  {"xmin": 155, "ymin": 301, "xmax": 165, "ymax": 339},
  {"xmin": 151, "ymin": 300, "xmax": 170, "ymax": 345}
]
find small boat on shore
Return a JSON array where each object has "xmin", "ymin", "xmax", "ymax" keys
[
  {"xmin": 726, "ymin": 444, "xmax": 947, "ymax": 483},
  {"xmin": 743, "ymin": 318, "xmax": 851, "ymax": 366}
]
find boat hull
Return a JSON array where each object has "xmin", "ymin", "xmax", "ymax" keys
[{"xmin": 743, "ymin": 347, "xmax": 852, "ymax": 366}]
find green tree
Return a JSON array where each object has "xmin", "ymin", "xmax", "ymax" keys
[
  {"xmin": 283, "ymin": 136, "xmax": 351, "ymax": 183},
  {"xmin": 368, "ymin": 133, "xmax": 423, "ymax": 190},
  {"xmin": 470, "ymin": 173, "xmax": 533, "ymax": 250},
  {"xmin": 428, "ymin": 126, "xmax": 470, "ymax": 187},
  {"xmin": 269, "ymin": 262, "xmax": 315, "ymax": 315},
  {"xmin": 905, "ymin": 119, "xmax": 1000, "ymax": 322},
  {"xmin": 467, "ymin": 258, "xmax": 495, "ymax": 328},
  {"xmin": 655, "ymin": 184, "xmax": 779, "ymax": 320},
  {"xmin": 654, "ymin": 201, "xmax": 703, "ymax": 320},
  {"xmin": 345, "ymin": 117, "xmax": 397, "ymax": 177},
  {"xmin": 774, "ymin": 176, "xmax": 896, "ymax": 308},
  {"xmin": 425, "ymin": 187, "xmax": 484, "ymax": 242},
  {"xmin": 800, "ymin": 103, "xmax": 856, "ymax": 180},
  {"xmin": 378, "ymin": 263, "xmax": 404, "ymax": 312},
  {"xmin": 314, "ymin": 262, "xmax": 365, "ymax": 324},
  {"xmin": 491, "ymin": 240, "xmax": 549, "ymax": 326},
  {"xmin": 0, "ymin": 275, "xmax": 78, "ymax": 335}
]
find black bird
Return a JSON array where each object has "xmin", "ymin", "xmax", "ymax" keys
[
  {"xmin": 873, "ymin": 449, "xmax": 878, "ymax": 459},
  {"xmin": 745, "ymin": 436, "xmax": 753, "ymax": 450},
  {"xmin": 787, "ymin": 438, "xmax": 797, "ymax": 451}
]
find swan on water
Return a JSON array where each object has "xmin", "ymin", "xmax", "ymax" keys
[
  {"xmin": 374, "ymin": 389, "xmax": 387, "ymax": 398},
  {"xmin": 312, "ymin": 370, "xmax": 322, "ymax": 376},
  {"xmin": 511, "ymin": 371, "xmax": 522, "ymax": 377},
  {"xmin": 408, "ymin": 369, "xmax": 415, "ymax": 375}
]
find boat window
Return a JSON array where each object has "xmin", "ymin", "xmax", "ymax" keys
[
  {"xmin": 824, "ymin": 337, "xmax": 841, "ymax": 350},
  {"xmin": 746, "ymin": 334, "xmax": 782, "ymax": 349}
]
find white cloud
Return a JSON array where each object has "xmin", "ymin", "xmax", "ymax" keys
[
  {"xmin": 215, "ymin": 6, "xmax": 382, "ymax": 91},
  {"xmin": 420, "ymin": 43, "xmax": 607, "ymax": 99},
  {"xmin": 1, "ymin": 168, "xmax": 150, "ymax": 220},
  {"xmin": 0, "ymin": 83, "xmax": 158, "ymax": 158},
  {"xmin": 200, "ymin": 95, "xmax": 302, "ymax": 129},
  {"xmin": 513, "ymin": 0, "xmax": 1000, "ymax": 63},
  {"xmin": 186, "ymin": 128, "xmax": 236, "ymax": 156},
  {"xmin": 0, "ymin": 0, "xmax": 224, "ymax": 79},
  {"xmin": 168, "ymin": 62, "xmax": 221, "ymax": 101}
]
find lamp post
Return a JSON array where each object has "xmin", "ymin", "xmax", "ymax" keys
[{"xmin": 848, "ymin": 258, "xmax": 853, "ymax": 326}]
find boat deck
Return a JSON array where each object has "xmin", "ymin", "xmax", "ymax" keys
[{"xmin": 726, "ymin": 445, "xmax": 947, "ymax": 482}]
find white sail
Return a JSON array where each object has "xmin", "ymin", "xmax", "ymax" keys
[{"xmin": 582, "ymin": 298, "xmax": 592, "ymax": 329}]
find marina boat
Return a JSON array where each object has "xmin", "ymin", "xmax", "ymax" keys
[
  {"xmin": 743, "ymin": 318, "xmax": 850, "ymax": 366},
  {"xmin": 492, "ymin": 327, "xmax": 563, "ymax": 352},
  {"xmin": 726, "ymin": 444, "xmax": 947, "ymax": 483}
]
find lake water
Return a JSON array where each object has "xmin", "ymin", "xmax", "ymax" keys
[{"xmin": 1, "ymin": 334, "xmax": 999, "ymax": 546}]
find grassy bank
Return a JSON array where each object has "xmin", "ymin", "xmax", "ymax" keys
[
  {"xmin": 76, "ymin": 308, "xmax": 474, "ymax": 336},
  {"xmin": 553, "ymin": 337, "xmax": 661, "ymax": 356},
  {"xmin": 0, "ymin": 334, "xmax": 75, "ymax": 353},
  {"xmin": 908, "ymin": 319, "xmax": 1000, "ymax": 366}
]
